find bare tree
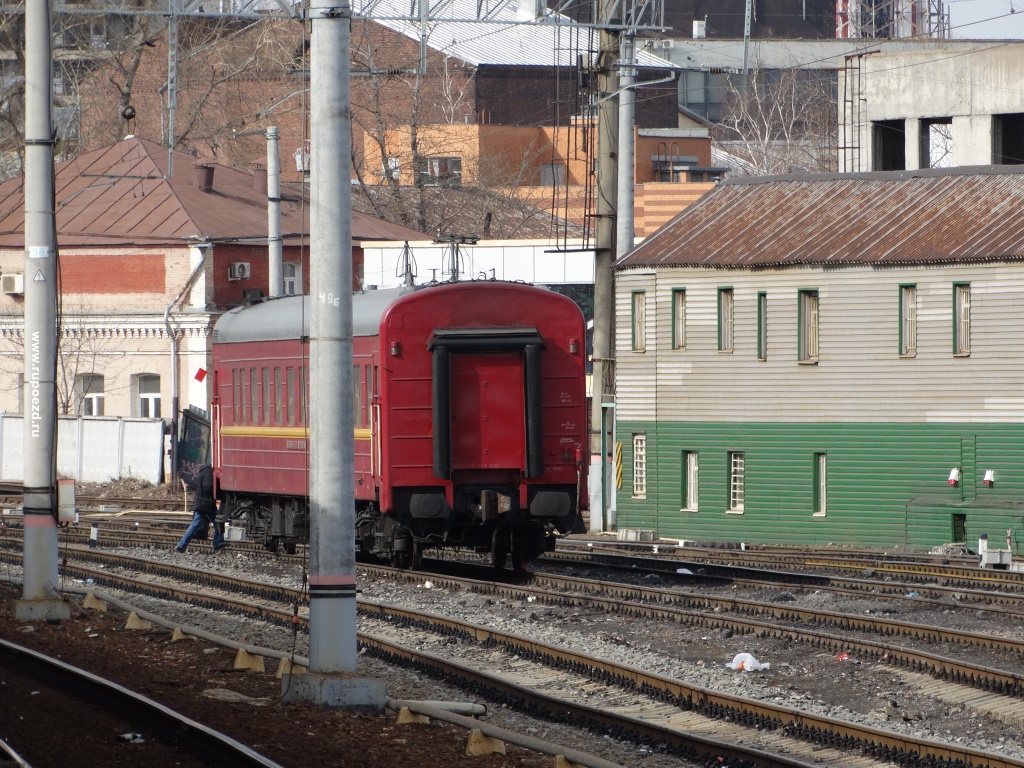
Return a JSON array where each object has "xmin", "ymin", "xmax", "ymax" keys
[
  {"xmin": 0, "ymin": 302, "xmax": 130, "ymax": 416},
  {"xmin": 716, "ymin": 65, "xmax": 837, "ymax": 176}
]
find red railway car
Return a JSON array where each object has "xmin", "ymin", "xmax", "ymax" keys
[{"xmin": 211, "ymin": 280, "xmax": 588, "ymax": 567}]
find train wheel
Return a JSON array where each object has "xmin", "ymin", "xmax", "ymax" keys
[{"xmin": 491, "ymin": 528, "xmax": 509, "ymax": 570}]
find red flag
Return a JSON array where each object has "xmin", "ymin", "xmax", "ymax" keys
[{"xmin": 194, "ymin": 368, "xmax": 207, "ymax": 382}]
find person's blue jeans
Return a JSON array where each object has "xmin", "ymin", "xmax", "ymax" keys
[{"xmin": 176, "ymin": 509, "xmax": 225, "ymax": 552}]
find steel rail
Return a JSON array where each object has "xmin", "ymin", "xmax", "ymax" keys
[
  {"xmin": 0, "ymin": 638, "xmax": 285, "ymax": 768},
  {"xmin": 6, "ymin": 548, "xmax": 1023, "ymax": 767}
]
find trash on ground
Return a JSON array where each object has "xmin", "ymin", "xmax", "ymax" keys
[{"xmin": 726, "ymin": 652, "xmax": 769, "ymax": 671}]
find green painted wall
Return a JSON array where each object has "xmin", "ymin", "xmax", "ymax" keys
[{"xmin": 616, "ymin": 421, "xmax": 1024, "ymax": 554}]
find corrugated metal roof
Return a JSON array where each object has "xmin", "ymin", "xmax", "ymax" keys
[
  {"xmin": 0, "ymin": 137, "xmax": 427, "ymax": 248},
  {"xmin": 616, "ymin": 166, "xmax": 1024, "ymax": 270},
  {"xmin": 357, "ymin": 0, "xmax": 676, "ymax": 68}
]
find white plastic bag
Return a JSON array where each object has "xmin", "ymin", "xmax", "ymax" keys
[{"xmin": 726, "ymin": 652, "xmax": 769, "ymax": 671}]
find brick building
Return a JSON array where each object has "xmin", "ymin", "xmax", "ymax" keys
[{"xmin": 0, "ymin": 137, "xmax": 424, "ymax": 420}]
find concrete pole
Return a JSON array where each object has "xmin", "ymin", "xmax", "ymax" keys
[
  {"xmin": 267, "ymin": 127, "xmax": 283, "ymax": 297},
  {"xmin": 283, "ymin": 0, "xmax": 384, "ymax": 709},
  {"xmin": 616, "ymin": 34, "xmax": 635, "ymax": 258},
  {"xmin": 588, "ymin": 8, "xmax": 619, "ymax": 533},
  {"xmin": 18, "ymin": 0, "xmax": 68, "ymax": 621}
]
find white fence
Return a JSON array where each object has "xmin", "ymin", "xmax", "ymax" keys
[{"xmin": 0, "ymin": 414, "xmax": 165, "ymax": 485}]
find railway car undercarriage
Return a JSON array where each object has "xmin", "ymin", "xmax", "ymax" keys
[{"xmin": 222, "ymin": 486, "xmax": 579, "ymax": 568}]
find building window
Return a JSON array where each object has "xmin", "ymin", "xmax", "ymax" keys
[
  {"xmin": 632, "ymin": 434, "xmax": 647, "ymax": 499},
  {"xmin": 954, "ymin": 283, "xmax": 971, "ymax": 356},
  {"xmin": 283, "ymin": 262, "xmax": 301, "ymax": 295},
  {"xmin": 681, "ymin": 451, "xmax": 698, "ymax": 511},
  {"xmin": 16, "ymin": 374, "xmax": 24, "ymax": 414},
  {"xmin": 798, "ymin": 289, "xmax": 819, "ymax": 362},
  {"xmin": 77, "ymin": 373, "xmax": 104, "ymax": 416},
  {"xmin": 900, "ymin": 284, "xmax": 917, "ymax": 357},
  {"xmin": 757, "ymin": 291, "xmax": 767, "ymax": 361},
  {"xmin": 632, "ymin": 291, "xmax": 646, "ymax": 352},
  {"xmin": 813, "ymin": 452, "xmax": 827, "ymax": 517},
  {"xmin": 415, "ymin": 156, "xmax": 462, "ymax": 187},
  {"xmin": 540, "ymin": 162, "xmax": 565, "ymax": 186},
  {"xmin": 718, "ymin": 288, "xmax": 734, "ymax": 352},
  {"xmin": 672, "ymin": 289, "xmax": 686, "ymax": 350},
  {"xmin": 728, "ymin": 452, "xmax": 744, "ymax": 513},
  {"xmin": 137, "ymin": 374, "xmax": 161, "ymax": 418},
  {"xmin": 384, "ymin": 156, "xmax": 400, "ymax": 180}
]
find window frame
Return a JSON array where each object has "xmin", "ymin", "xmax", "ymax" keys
[
  {"xmin": 671, "ymin": 288, "xmax": 686, "ymax": 350},
  {"xmin": 681, "ymin": 450, "xmax": 698, "ymax": 511},
  {"xmin": 717, "ymin": 287, "xmax": 734, "ymax": 353},
  {"xmin": 138, "ymin": 373, "xmax": 161, "ymax": 419},
  {"xmin": 899, "ymin": 284, "xmax": 918, "ymax": 358},
  {"xmin": 798, "ymin": 289, "xmax": 819, "ymax": 363},
  {"xmin": 757, "ymin": 291, "xmax": 767, "ymax": 361},
  {"xmin": 953, "ymin": 282, "xmax": 971, "ymax": 356},
  {"xmin": 727, "ymin": 451, "xmax": 745, "ymax": 513},
  {"xmin": 813, "ymin": 452, "xmax": 827, "ymax": 517},
  {"xmin": 631, "ymin": 290, "xmax": 647, "ymax": 352},
  {"xmin": 632, "ymin": 433, "xmax": 647, "ymax": 499}
]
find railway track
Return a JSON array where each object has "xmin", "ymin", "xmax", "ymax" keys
[
  {"xmin": 0, "ymin": 637, "xmax": 284, "ymax": 767},
  {"xmin": 2, "ymin": 542, "xmax": 1023, "ymax": 766}
]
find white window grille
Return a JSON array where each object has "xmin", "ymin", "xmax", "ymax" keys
[
  {"xmin": 77, "ymin": 373, "xmax": 105, "ymax": 416},
  {"xmin": 814, "ymin": 452, "xmax": 827, "ymax": 516},
  {"xmin": 283, "ymin": 262, "xmax": 301, "ymax": 296},
  {"xmin": 799, "ymin": 290, "xmax": 819, "ymax": 362},
  {"xmin": 138, "ymin": 374, "xmax": 161, "ymax": 418},
  {"xmin": 683, "ymin": 451, "xmax": 698, "ymax": 511},
  {"xmin": 718, "ymin": 288, "xmax": 733, "ymax": 352},
  {"xmin": 728, "ymin": 452, "xmax": 744, "ymax": 512},
  {"xmin": 672, "ymin": 289, "xmax": 686, "ymax": 350},
  {"xmin": 954, "ymin": 283, "xmax": 970, "ymax": 355},
  {"xmin": 632, "ymin": 292, "xmax": 646, "ymax": 352},
  {"xmin": 633, "ymin": 434, "xmax": 647, "ymax": 498},
  {"xmin": 900, "ymin": 285, "xmax": 917, "ymax": 356}
]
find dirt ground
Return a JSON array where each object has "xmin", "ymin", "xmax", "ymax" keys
[{"xmin": 0, "ymin": 583, "xmax": 555, "ymax": 768}]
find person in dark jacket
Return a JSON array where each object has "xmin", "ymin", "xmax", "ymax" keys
[{"xmin": 175, "ymin": 464, "xmax": 226, "ymax": 553}]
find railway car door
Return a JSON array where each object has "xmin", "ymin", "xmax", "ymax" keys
[{"xmin": 450, "ymin": 353, "xmax": 525, "ymax": 470}]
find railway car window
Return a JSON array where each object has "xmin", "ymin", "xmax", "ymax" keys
[
  {"xmin": 632, "ymin": 434, "xmax": 647, "ymax": 499},
  {"xmin": 718, "ymin": 288, "xmax": 734, "ymax": 353},
  {"xmin": 953, "ymin": 283, "xmax": 971, "ymax": 356},
  {"xmin": 250, "ymin": 368, "xmax": 258, "ymax": 425},
  {"xmin": 757, "ymin": 292, "xmax": 768, "ymax": 361},
  {"xmin": 728, "ymin": 452, "xmax": 745, "ymax": 513},
  {"xmin": 353, "ymin": 365, "xmax": 363, "ymax": 427},
  {"xmin": 300, "ymin": 366, "xmax": 307, "ymax": 426},
  {"xmin": 287, "ymin": 367, "xmax": 295, "ymax": 426},
  {"xmin": 275, "ymin": 368, "xmax": 283, "ymax": 425},
  {"xmin": 813, "ymin": 453, "xmax": 827, "ymax": 517},
  {"xmin": 266, "ymin": 368, "xmax": 274, "ymax": 428},
  {"xmin": 681, "ymin": 451, "xmax": 698, "ymax": 511},
  {"xmin": 672, "ymin": 289, "xmax": 686, "ymax": 350},
  {"xmin": 798, "ymin": 290, "xmax": 819, "ymax": 363},
  {"xmin": 233, "ymin": 369, "xmax": 241, "ymax": 424},
  {"xmin": 900, "ymin": 285, "xmax": 918, "ymax": 357},
  {"xmin": 631, "ymin": 291, "xmax": 646, "ymax": 351}
]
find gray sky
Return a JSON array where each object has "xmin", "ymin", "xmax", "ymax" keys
[{"xmin": 948, "ymin": 0, "xmax": 1024, "ymax": 38}]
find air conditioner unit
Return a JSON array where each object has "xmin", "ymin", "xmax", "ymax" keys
[
  {"xmin": 228, "ymin": 262, "xmax": 251, "ymax": 281},
  {"xmin": 1, "ymin": 273, "xmax": 24, "ymax": 295}
]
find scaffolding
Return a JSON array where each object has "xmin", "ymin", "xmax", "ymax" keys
[{"xmin": 836, "ymin": 0, "xmax": 949, "ymax": 39}]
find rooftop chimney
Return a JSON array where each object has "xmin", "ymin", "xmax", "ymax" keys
[
  {"xmin": 194, "ymin": 162, "xmax": 215, "ymax": 193},
  {"xmin": 252, "ymin": 163, "xmax": 268, "ymax": 195}
]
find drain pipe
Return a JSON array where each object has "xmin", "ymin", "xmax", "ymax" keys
[{"xmin": 164, "ymin": 242, "xmax": 211, "ymax": 485}]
